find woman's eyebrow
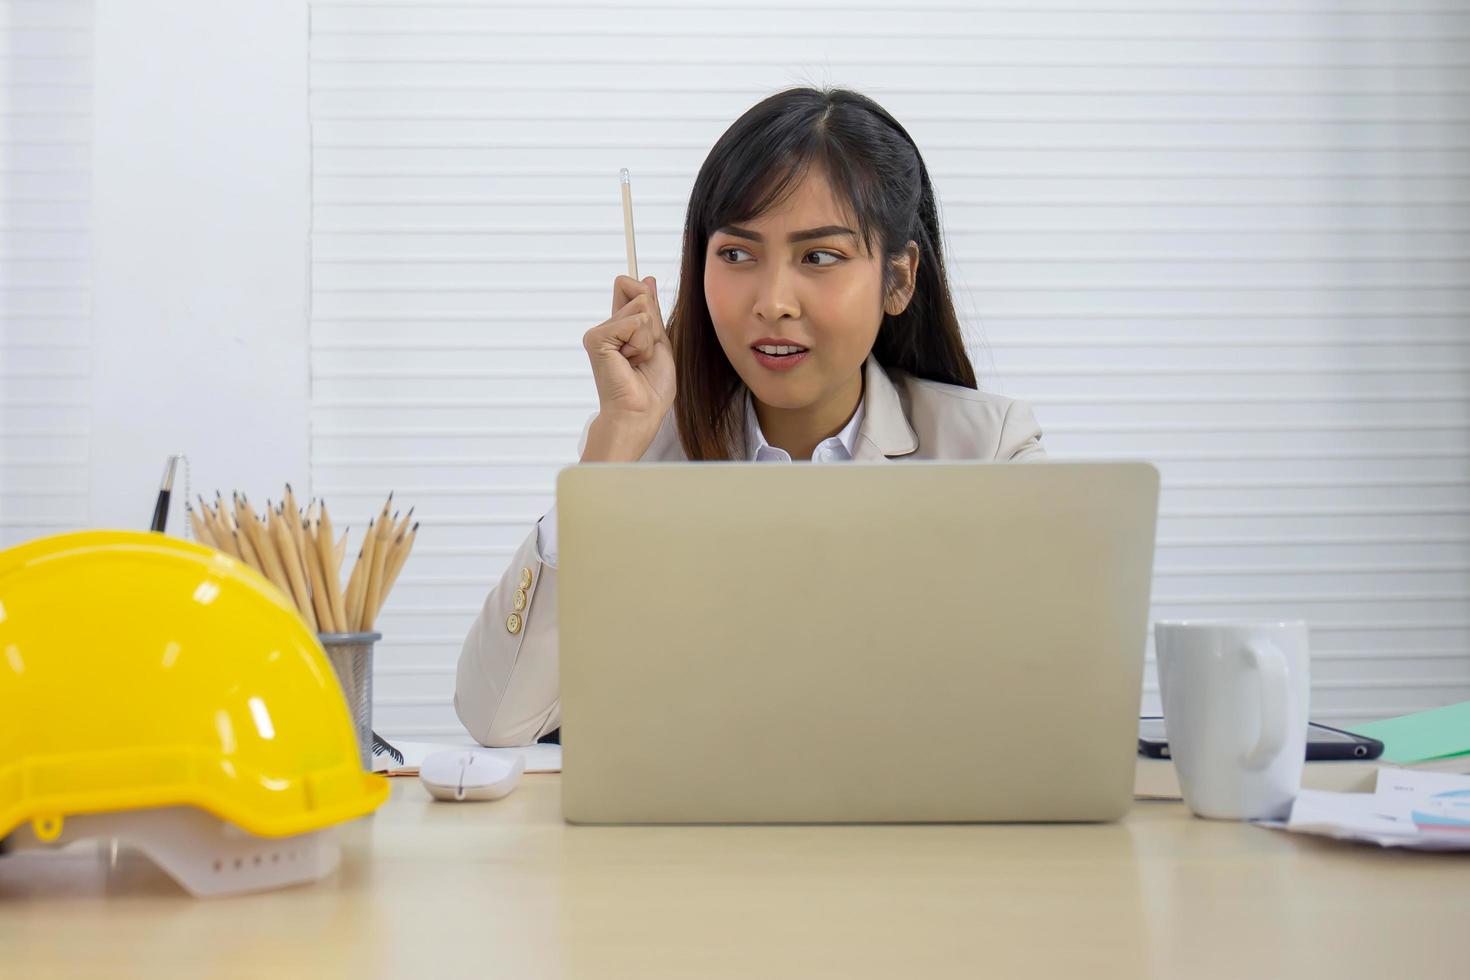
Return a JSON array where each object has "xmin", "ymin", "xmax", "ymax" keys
[{"xmin": 717, "ymin": 224, "xmax": 858, "ymax": 243}]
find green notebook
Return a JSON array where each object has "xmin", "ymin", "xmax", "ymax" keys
[{"xmin": 1350, "ymin": 699, "xmax": 1470, "ymax": 764}]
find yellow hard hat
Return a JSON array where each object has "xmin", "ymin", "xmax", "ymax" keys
[{"xmin": 0, "ymin": 530, "xmax": 388, "ymax": 896}]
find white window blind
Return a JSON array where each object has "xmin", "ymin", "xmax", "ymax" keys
[
  {"xmin": 308, "ymin": 0, "xmax": 1470, "ymax": 739},
  {"xmin": 1, "ymin": 0, "xmax": 92, "ymax": 549}
]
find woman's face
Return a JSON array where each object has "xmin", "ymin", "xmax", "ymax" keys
[{"xmin": 703, "ymin": 166, "xmax": 917, "ymax": 414}]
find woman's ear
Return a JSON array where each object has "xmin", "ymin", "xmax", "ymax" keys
[{"xmin": 883, "ymin": 241, "xmax": 921, "ymax": 316}]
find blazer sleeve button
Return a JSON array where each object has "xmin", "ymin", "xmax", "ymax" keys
[
  {"xmin": 513, "ymin": 588, "xmax": 528, "ymax": 612},
  {"xmin": 518, "ymin": 567, "xmax": 533, "ymax": 590},
  {"xmin": 506, "ymin": 612, "xmax": 523, "ymax": 635}
]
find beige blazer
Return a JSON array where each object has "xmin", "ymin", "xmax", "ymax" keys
[{"xmin": 454, "ymin": 354, "xmax": 1047, "ymax": 746}]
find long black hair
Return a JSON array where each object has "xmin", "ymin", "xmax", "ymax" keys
[{"xmin": 667, "ymin": 87, "xmax": 976, "ymax": 460}]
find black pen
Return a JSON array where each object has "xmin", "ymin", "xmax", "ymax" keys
[{"xmin": 150, "ymin": 455, "xmax": 183, "ymax": 533}]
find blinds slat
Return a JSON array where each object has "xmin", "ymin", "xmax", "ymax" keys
[{"xmin": 0, "ymin": 0, "xmax": 92, "ymax": 550}]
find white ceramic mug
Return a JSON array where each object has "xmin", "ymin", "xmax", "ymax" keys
[{"xmin": 1153, "ymin": 620, "xmax": 1310, "ymax": 821}]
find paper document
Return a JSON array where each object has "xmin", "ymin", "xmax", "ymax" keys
[
  {"xmin": 370, "ymin": 736, "xmax": 562, "ymax": 776},
  {"xmin": 1259, "ymin": 768, "xmax": 1470, "ymax": 850}
]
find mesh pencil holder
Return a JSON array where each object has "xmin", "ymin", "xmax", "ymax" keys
[{"xmin": 318, "ymin": 631, "xmax": 381, "ymax": 770}]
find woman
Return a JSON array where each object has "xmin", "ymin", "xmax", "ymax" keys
[{"xmin": 455, "ymin": 87, "xmax": 1046, "ymax": 747}]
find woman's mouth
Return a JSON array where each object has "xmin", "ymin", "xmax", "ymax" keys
[{"xmin": 751, "ymin": 340, "xmax": 809, "ymax": 372}]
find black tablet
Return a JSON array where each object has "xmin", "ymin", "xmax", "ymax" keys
[{"xmin": 1138, "ymin": 716, "xmax": 1385, "ymax": 762}]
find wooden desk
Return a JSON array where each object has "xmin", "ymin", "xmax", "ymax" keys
[{"xmin": 1, "ymin": 776, "xmax": 1465, "ymax": 979}]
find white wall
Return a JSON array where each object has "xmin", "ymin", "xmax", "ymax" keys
[
  {"xmin": 1, "ymin": 0, "xmax": 310, "ymax": 541},
  {"xmin": 88, "ymin": 0, "xmax": 310, "ymax": 529},
  {"xmin": 1, "ymin": 0, "xmax": 93, "ymax": 544}
]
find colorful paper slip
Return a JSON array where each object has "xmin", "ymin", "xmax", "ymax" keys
[{"xmin": 1350, "ymin": 699, "xmax": 1470, "ymax": 764}]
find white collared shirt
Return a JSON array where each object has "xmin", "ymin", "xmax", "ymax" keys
[
  {"xmin": 745, "ymin": 389, "xmax": 864, "ymax": 464},
  {"xmin": 536, "ymin": 394, "xmax": 865, "ymax": 567}
]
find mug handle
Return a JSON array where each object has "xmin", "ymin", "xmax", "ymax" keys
[{"xmin": 1240, "ymin": 640, "xmax": 1290, "ymax": 770}]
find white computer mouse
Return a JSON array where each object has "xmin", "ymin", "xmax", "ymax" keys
[{"xmin": 419, "ymin": 750, "xmax": 524, "ymax": 802}]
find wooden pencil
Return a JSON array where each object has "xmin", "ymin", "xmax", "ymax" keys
[
  {"xmin": 382, "ymin": 521, "xmax": 417, "ymax": 597},
  {"xmin": 370, "ymin": 521, "xmax": 417, "ymax": 627},
  {"xmin": 364, "ymin": 529, "xmax": 401, "ymax": 629},
  {"xmin": 186, "ymin": 504, "xmax": 216, "ymax": 549},
  {"xmin": 363, "ymin": 512, "xmax": 390, "ymax": 629},
  {"xmin": 217, "ymin": 500, "xmax": 257, "ymax": 572},
  {"xmin": 620, "ymin": 167, "xmax": 639, "ymax": 280},
  {"xmin": 222, "ymin": 516, "xmax": 245, "ymax": 561},
  {"xmin": 315, "ymin": 503, "xmax": 348, "ymax": 634},
  {"xmin": 362, "ymin": 504, "xmax": 395, "ymax": 632},
  {"xmin": 197, "ymin": 495, "xmax": 219, "ymax": 539},
  {"xmin": 283, "ymin": 484, "xmax": 312, "ymax": 588},
  {"xmin": 271, "ymin": 505, "xmax": 311, "ymax": 628},
  {"xmin": 345, "ymin": 519, "xmax": 377, "ymax": 632},
  {"xmin": 316, "ymin": 517, "xmax": 341, "ymax": 631},
  {"xmin": 317, "ymin": 498, "xmax": 337, "ymax": 549},
  {"xmin": 355, "ymin": 496, "xmax": 392, "ymax": 627},
  {"xmin": 283, "ymin": 483, "xmax": 302, "ymax": 530},
  {"xmin": 208, "ymin": 501, "xmax": 242, "ymax": 560},
  {"xmin": 237, "ymin": 495, "xmax": 293, "ymax": 600},
  {"xmin": 270, "ymin": 505, "xmax": 318, "ymax": 632},
  {"xmin": 342, "ymin": 547, "xmax": 365, "ymax": 632},
  {"xmin": 195, "ymin": 495, "xmax": 215, "ymax": 533},
  {"xmin": 385, "ymin": 507, "xmax": 414, "ymax": 574},
  {"xmin": 199, "ymin": 494, "xmax": 215, "ymax": 526},
  {"xmin": 302, "ymin": 517, "xmax": 337, "ymax": 633},
  {"xmin": 233, "ymin": 529, "xmax": 262, "ymax": 576}
]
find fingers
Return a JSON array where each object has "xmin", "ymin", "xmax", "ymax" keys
[
  {"xmin": 586, "ymin": 274, "xmax": 668, "ymax": 399},
  {"xmin": 583, "ymin": 304, "xmax": 666, "ymax": 367},
  {"xmin": 611, "ymin": 274, "xmax": 658, "ymax": 317},
  {"xmin": 585, "ymin": 274, "xmax": 678, "ymax": 426},
  {"xmin": 610, "ymin": 279, "xmax": 666, "ymax": 337},
  {"xmin": 617, "ymin": 311, "xmax": 665, "ymax": 363},
  {"xmin": 611, "ymin": 291, "xmax": 662, "ymax": 325},
  {"xmin": 598, "ymin": 277, "xmax": 667, "ymax": 359}
]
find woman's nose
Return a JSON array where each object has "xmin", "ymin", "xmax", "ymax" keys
[{"xmin": 753, "ymin": 265, "xmax": 800, "ymax": 322}]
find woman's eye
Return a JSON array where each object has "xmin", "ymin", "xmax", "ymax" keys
[
  {"xmin": 718, "ymin": 247, "xmax": 752, "ymax": 263},
  {"xmin": 805, "ymin": 250, "xmax": 843, "ymax": 267}
]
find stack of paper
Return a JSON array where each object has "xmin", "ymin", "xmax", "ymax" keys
[{"xmin": 1260, "ymin": 768, "xmax": 1470, "ymax": 850}]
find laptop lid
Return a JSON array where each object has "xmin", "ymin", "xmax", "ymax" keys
[{"xmin": 557, "ymin": 461, "xmax": 1159, "ymax": 824}]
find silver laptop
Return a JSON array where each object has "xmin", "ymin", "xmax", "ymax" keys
[{"xmin": 557, "ymin": 461, "xmax": 1159, "ymax": 824}]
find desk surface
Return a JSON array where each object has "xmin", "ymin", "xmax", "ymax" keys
[{"xmin": 1, "ymin": 775, "xmax": 1465, "ymax": 979}]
